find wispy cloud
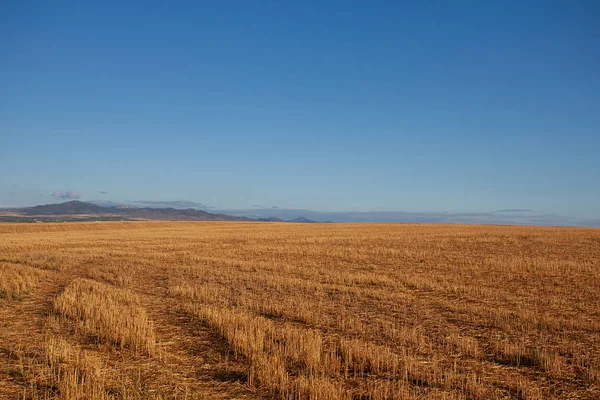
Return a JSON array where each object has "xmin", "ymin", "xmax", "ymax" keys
[
  {"xmin": 131, "ymin": 200, "xmax": 210, "ymax": 209},
  {"xmin": 51, "ymin": 191, "xmax": 81, "ymax": 200}
]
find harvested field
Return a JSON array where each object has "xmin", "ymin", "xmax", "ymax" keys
[{"xmin": 0, "ymin": 222, "xmax": 599, "ymax": 399}]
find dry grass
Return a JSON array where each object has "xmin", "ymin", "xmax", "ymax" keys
[
  {"xmin": 0, "ymin": 221, "xmax": 599, "ymax": 399},
  {"xmin": 40, "ymin": 336, "xmax": 106, "ymax": 399},
  {"xmin": 54, "ymin": 279, "xmax": 157, "ymax": 355},
  {"xmin": 0, "ymin": 261, "xmax": 45, "ymax": 300}
]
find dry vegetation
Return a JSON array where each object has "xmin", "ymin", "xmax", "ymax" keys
[{"xmin": 1, "ymin": 221, "xmax": 599, "ymax": 399}]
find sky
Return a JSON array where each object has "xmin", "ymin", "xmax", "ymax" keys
[{"xmin": 1, "ymin": 1, "xmax": 599, "ymax": 219}]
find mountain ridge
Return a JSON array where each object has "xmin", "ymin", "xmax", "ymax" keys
[
  {"xmin": 16, "ymin": 201, "xmax": 251, "ymax": 222},
  {"xmin": 3, "ymin": 201, "xmax": 320, "ymax": 223}
]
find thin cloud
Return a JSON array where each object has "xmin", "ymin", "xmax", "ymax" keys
[
  {"xmin": 496, "ymin": 209, "xmax": 534, "ymax": 213},
  {"xmin": 51, "ymin": 191, "xmax": 81, "ymax": 200},
  {"xmin": 131, "ymin": 200, "xmax": 210, "ymax": 209}
]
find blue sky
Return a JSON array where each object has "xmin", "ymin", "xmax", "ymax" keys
[{"xmin": 1, "ymin": 1, "xmax": 599, "ymax": 218}]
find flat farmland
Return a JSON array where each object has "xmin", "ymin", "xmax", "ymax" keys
[{"xmin": 1, "ymin": 222, "xmax": 599, "ymax": 399}]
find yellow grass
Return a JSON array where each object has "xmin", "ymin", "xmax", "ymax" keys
[
  {"xmin": 41, "ymin": 336, "xmax": 106, "ymax": 399},
  {"xmin": 0, "ymin": 221, "xmax": 599, "ymax": 399},
  {"xmin": 0, "ymin": 261, "xmax": 45, "ymax": 300},
  {"xmin": 54, "ymin": 279, "xmax": 157, "ymax": 355}
]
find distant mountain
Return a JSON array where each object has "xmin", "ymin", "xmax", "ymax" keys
[
  {"xmin": 257, "ymin": 217, "xmax": 285, "ymax": 222},
  {"xmin": 8, "ymin": 201, "xmax": 597, "ymax": 227},
  {"xmin": 212, "ymin": 208, "xmax": 600, "ymax": 227},
  {"xmin": 121, "ymin": 207, "xmax": 251, "ymax": 221},
  {"xmin": 8, "ymin": 201, "xmax": 328, "ymax": 223},
  {"xmin": 87, "ymin": 200, "xmax": 126, "ymax": 208},
  {"xmin": 287, "ymin": 217, "xmax": 317, "ymax": 223},
  {"xmin": 15, "ymin": 201, "xmax": 251, "ymax": 222},
  {"xmin": 23, "ymin": 201, "xmax": 111, "ymax": 215}
]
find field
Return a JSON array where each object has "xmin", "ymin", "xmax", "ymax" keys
[{"xmin": 1, "ymin": 222, "xmax": 599, "ymax": 399}]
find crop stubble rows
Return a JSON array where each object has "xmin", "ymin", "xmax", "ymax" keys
[{"xmin": 0, "ymin": 222, "xmax": 599, "ymax": 399}]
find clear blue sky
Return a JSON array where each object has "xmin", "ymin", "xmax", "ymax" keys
[{"xmin": 1, "ymin": 1, "xmax": 599, "ymax": 217}]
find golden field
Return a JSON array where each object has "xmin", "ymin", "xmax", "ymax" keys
[{"xmin": 0, "ymin": 222, "xmax": 599, "ymax": 399}]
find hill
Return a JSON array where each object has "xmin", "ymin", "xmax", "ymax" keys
[
  {"xmin": 121, "ymin": 207, "xmax": 251, "ymax": 221},
  {"xmin": 256, "ymin": 217, "xmax": 285, "ymax": 222},
  {"xmin": 9, "ymin": 201, "xmax": 252, "ymax": 222},
  {"xmin": 287, "ymin": 216, "xmax": 317, "ymax": 223},
  {"xmin": 23, "ymin": 201, "xmax": 111, "ymax": 215}
]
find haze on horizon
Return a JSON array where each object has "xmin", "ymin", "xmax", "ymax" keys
[{"xmin": 1, "ymin": 1, "xmax": 599, "ymax": 221}]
